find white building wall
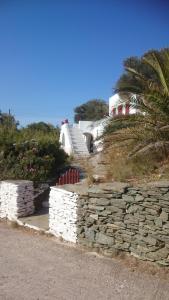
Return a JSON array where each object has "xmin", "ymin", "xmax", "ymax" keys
[
  {"xmin": 77, "ymin": 121, "xmax": 95, "ymax": 133},
  {"xmin": 59, "ymin": 93, "xmax": 138, "ymax": 156},
  {"xmin": 109, "ymin": 94, "xmax": 122, "ymax": 115},
  {"xmin": 109, "ymin": 93, "xmax": 137, "ymax": 116},
  {"xmin": 59, "ymin": 123, "xmax": 74, "ymax": 155}
]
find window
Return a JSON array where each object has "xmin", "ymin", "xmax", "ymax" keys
[
  {"xmin": 125, "ymin": 104, "xmax": 130, "ymax": 115},
  {"xmin": 118, "ymin": 105, "xmax": 123, "ymax": 115}
]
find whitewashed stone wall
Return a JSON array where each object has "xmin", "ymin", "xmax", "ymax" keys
[
  {"xmin": 49, "ymin": 187, "xmax": 78, "ymax": 243},
  {"xmin": 0, "ymin": 180, "xmax": 34, "ymax": 221}
]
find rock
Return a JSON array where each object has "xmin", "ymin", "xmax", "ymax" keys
[
  {"xmin": 124, "ymin": 216, "xmax": 139, "ymax": 225},
  {"xmin": 88, "ymin": 205, "xmax": 105, "ymax": 211},
  {"xmin": 161, "ymin": 193, "xmax": 169, "ymax": 201},
  {"xmin": 155, "ymin": 218, "xmax": 163, "ymax": 227},
  {"xmin": 108, "ymin": 206, "xmax": 123, "ymax": 213},
  {"xmin": 98, "ymin": 210, "xmax": 112, "ymax": 217},
  {"xmin": 145, "ymin": 215, "xmax": 155, "ymax": 221},
  {"xmin": 146, "ymin": 191, "xmax": 162, "ymax": 197},
  {"xmin": 106, "ymin": 248, "xmax": 120, "ymax": 257},
  {"xmin": 138, "ymin": 229, "xmax": 148, "ymax": 237},
  {"xmin": 133, "ymin": 213, "xmax": 145, "ymax": 222},
  {"xmin": 89, "ymin": 193, "xmax": 113, "ymax": 198},
  {"xmin": 163, "ymin": 222, "xmax": 169, "ymax": 229},
  {"xmin": 99, "ymin": 182, "xmax": 129, "ymax": 193},
  {"xmin": 160, "ymin": 188, "xmax": 169, "ymax": 193},
  {"xmin": 92, "ymin": 174, "xmax": 106, "ymax": 183},
  {"xmin": 156, "ymin": 260, "xmax": 169, "ymax": 266},
  {"xmin": 86, "ymin": 217, "xmax": 96, "ymax": 225},
  {"xmin": 147, "ymin": 247, "xmax": 169, "ymax": 260},
  {"xmin": 122, "ymin": 195, "xmax": 135, "ymax": 202},
  {"xmin": 126, "ymin": 224, "xmax": 138, "ymax": 230},
  {"xmin": 143, "ymin": 236, "xmax": 158, "ymax": 246},
  {"xmin": 111, "ymin": 193, "xmax": 122, "ymax": 199},
  {"xmin": 126, "ymin": 205, "xmax": 139, "ymax": 214},
  {"xmin": 95, "ymin": 232, "xmax": 114, "ymax": 245},
  {"xmin": 110, "ymin": 199, "xmax": 126, "ymax": 209},
  {"xmin": 114, "ymin": 242, "xmax": 130, "ymax": 250},
  {"xmin": 120, "ymin": 234, "xmax": 133, "ymax": 243},
  {"xmin": 145, "ymin": 220, "xmax": 155, "ymax": 226},
  {"xmin": 127, "ymin": 188, "xmax": 140, "ymax": 195},
  {"xmin": 135, "ymin": 195, "xmax": 144, "ymax": 202},
  {"xmin": 107, "ymin": 223, "xmax": 120, "ymax": 229},
  {"xmin": 146, "ymin": 181, "xmax": 169, "ymax": 188},
  {"xmin": 89, "ymin": 214, "xmax": 99, "ymax": 220},
  {"xmin": 141, "ymin": 203, "xmax": 161, "ymax": 210},
  {"xmin": 144, "ymin": 197, "xmax": 158, "ymax": 202},
  {"xmin": 159, "ymin": 211, "xmax": 168, "ymax": 222},
  {"xmin": 77, "ymin": 227, "xmax": 84, "ymax": 234},
  {"xmin": 145, "ymin": 208, "xmax": 159, "ymax": 216},
  {"xmin": 85, "ymin": 228, "xmax": 95, "ymax": 241},
  {"xmin": 90, "ymin": 198, "xmax": 110, "ymax": 206}
]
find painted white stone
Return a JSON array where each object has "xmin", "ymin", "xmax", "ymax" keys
[
  {"xmin": 0, "ymin": 180, "xmax": 35, "ymax": 221},
  {"xmin": 49, "ymin": 187, "xmax": 78, "ymax": 243}
]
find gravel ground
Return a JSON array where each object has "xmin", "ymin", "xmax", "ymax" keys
[{"xmin": 0, "ymin": 221, "xmax": 169, "ymax": 300}]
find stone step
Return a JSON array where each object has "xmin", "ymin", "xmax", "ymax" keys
[{"xmin": 69, "ymin": 126, "xmax": 89, "ymax": 156}]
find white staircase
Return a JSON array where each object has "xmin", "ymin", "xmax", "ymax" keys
[{"xmin": 69, "ymin": 126, "xmax": 89, "ymax": 157}]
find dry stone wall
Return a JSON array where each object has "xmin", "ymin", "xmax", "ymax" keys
[
  {"xmin": 54, "ymin": 181, "xmax": 169, "ymax": 266},
  {"xmin": 49, "ymin": 186, "xmax": 78, "ymax": 242},
  {"xmin": 0, "ymin": 180, "xmax": 34, "ymax": 220},
  {"xmin": 76, "ymin": 181, "xmax": 169, "ymax": 266},
  {"xmin": 1, "ymin": 179, "xmax": 169, "ymax": 266}
]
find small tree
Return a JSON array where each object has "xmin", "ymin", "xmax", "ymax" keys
[
  {"xmin": 0, "ymin": 116, "xmax": 68, "ymax": 181},
  {"xmin": 0, "ymin": 111, "xmax": 19, "ymax": 129},
  {"xmin": 74, "ymin": 99, "xmax": 108, "ymax": 122}
]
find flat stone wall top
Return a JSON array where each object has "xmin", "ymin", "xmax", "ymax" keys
[
  {"xmin": 138, "ymin": 180, "xmax": 169, "ymax": 188},
  {"xmin": 88, "ymin": 182, "xmax": 129, "ymax": 193},
  {"xmin": 1, "ymin": 180, "xmax": 33, "ymax": 186},
  {"xmin": 50, "ymin": 186, "xmax": 76, "ymax": 196},
  {"xmin": 55, "ymin": 183, "xmax": 89, "ymax": 195},
  {"xmin": 55, "ymin": 182, "xmax": 130, "ymax": 195}
]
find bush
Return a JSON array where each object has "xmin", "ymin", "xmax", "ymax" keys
[
  {"xmin": 0, "ymin": 139, "xmax": 68, "ymax": 181},
  {"xmin": 0, "ymin": 115, "xmax": 68, "ymax": 181}
]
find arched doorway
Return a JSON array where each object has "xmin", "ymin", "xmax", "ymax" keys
[{"xmin": 83, "ymin": 133, "xmax": 94, "ymax": 153}]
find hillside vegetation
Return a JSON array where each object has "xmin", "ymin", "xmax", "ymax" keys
[
  {"xmin": 0, "ymin": 114, "xmax": 68, "ymax": 181},
  {"xmin": 103, "ymin": 48, "xmax": 169, "ymax": 182}
]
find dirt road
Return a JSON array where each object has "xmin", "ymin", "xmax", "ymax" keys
[{"xmin": 0, "ymin": 222, "xmax": 169, "ymax": 300}]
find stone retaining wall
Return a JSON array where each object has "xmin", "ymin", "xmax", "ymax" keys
[
  {"xmin": 1, "ymin": 179, "xmax": 169, "ymax": 265},
  {"xmin": 77, "ymin": 182, "xmax": 169, "ymax": 265},
  {"xmin": 54, "ymin": 181, "xmax": 169, "ymax": 266},
  {"xmin": 0, "ymin": 180, "xmax": 34, "ymax": 220}
]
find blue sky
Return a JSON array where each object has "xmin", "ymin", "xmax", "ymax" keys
[{"xmin": 0, "ymin": 0, "xmax": 168, "ymax": 126}]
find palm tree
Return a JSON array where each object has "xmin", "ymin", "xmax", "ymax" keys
[{"xmin": 104, "ymin": 48, "xmax": 169, "ymax": 159}]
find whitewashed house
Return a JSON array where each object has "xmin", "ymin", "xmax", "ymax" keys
[{"xmin": 60, "ymin": 93, "xmax": 137, "ymax": 156}]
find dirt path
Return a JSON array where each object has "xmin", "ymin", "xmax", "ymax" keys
[{"xmin": 0, "ymin": 222, "xmax": 169, "ymax": 300}]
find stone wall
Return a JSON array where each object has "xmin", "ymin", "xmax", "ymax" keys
[
  {"xmin": 1, "ymin": 179, "xmax": 169, "ymax": 265},
  {"xmin": 77, "ymin": 182, "xmax": 169, "ymax": 266},
  {"xmin": 0, "ymin": 180, "xmax": 34, "ymax": 220},
  {"xmin": 53, "ymin": 181, "xmax": 169, "ymax": 266},
  {"xmin": 49, "ymin": 186, "xmax": 78, "ymax": 243}
]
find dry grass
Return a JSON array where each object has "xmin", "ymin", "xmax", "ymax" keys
[
  {"xmin": 103, "ymin": 142, "xmax": 169, "ymax": 184},
  {"xmin": 72, "ymin": 157, "xmax": 95, "ymax": 185}
]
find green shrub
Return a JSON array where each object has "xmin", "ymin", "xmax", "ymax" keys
[
  {"xmin": 0, "ymin": 116, "xmax": 68, "ymax": 181},
  {"xmin": 0, "ymin": 139, "xmax": 68, "ymax": 181}
]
